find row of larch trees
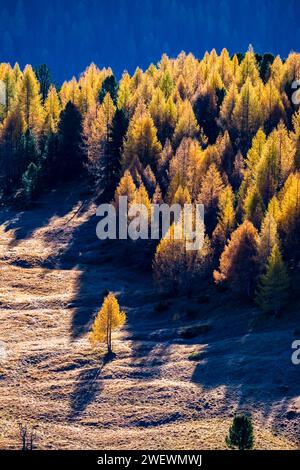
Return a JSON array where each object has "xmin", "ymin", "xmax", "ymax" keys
[{"xmin": 1, "ymin": 46, "xmax": 300, "ymax": 314}]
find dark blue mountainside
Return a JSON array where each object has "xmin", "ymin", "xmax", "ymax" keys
[{"xmin": 0, "ymin": 0, "xmax": 299, "ymax": 83}]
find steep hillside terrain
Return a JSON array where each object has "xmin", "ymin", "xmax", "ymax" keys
[{"xmin": 0, "ymin": 185, "xmax": 299, "ymax": 449}]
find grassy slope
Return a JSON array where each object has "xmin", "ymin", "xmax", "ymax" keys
[{"xmin": 0, "ymin": 184, "xmax": 299, "ymax": 450}]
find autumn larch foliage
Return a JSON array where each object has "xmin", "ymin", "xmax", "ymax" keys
[
  {"xmin": 114, "ymin": 170, "xmax": 136, "ymax": 203},
  {"xmin": 90, "ymin": 293, "xmax": 126, "ymax": 354},
  {"xmin": 258, "ymin": 210, "xmax": 279, "ymax": 265},
  {"xmin": 153, "ymin": 223, "xmax": 213, "ymax": 293},
  {"xmin": 278, "ymin": 172, "xmax": 300, "ymax": 263},
  {"xmin": 0, "ymin": 49, "xmax": 300, "ymax": 310},
  {"xmin": 214, "ymin": 220, "xmax": 260, "ymax": 296},
  {"xmin": 212, "ymin": 184, "xmax": 236, "ymax": 258}
]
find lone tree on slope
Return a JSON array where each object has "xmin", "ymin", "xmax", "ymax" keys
[
  {"xmin": 90, "ymin": 293, "xmax": 126, "ymax": 355},
  {"xmin": 226, "ymin": 414, "xmax": 254, "ymax": 450}
]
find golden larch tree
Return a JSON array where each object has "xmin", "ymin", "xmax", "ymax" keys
[
  {"xmin": 43, "ymin": 85, "xmax": 61, "ymax": 134},
  {"xmin": 173, "ymin": 100, "xmax": 200, "ymax": 147},
  {"xmin": 122, "ymin": 110, "xmax": 162, "ymax": 170},
  {"xmin": 17, "ymin": 65, "xmax": 44, "ymax": 135},
  {"xmin": 76, "ymin": 75, "xmax": 95, "ymax": 115},
  {"xmin": 279, "ymin": 172, "xmax": 300, "ymax": 261},
  {"xmin": 197, "ymin": 163, "xmax": 224, "ymax": 231},
  {"xmin": 259, "ymin": 210, "xmax": 280, "ymax": 265},
  {"xmin": 212, "ymin": 184, "xmax": 236, "ymax": 256},
  {"xmin": 153, "ymin": 223, "xmax": 212, "ymax": 293},
  {"xmin": 60, "ymin": 77, "xmax": 79, "ymax": 108},
  {"xmin": 90, "ymin": 293, "xmax": 126, "ymax": 354},
  {"xmin": 117, "ymin": 72, "xmax": 132, "ymax": 116},
  {"xmin": 114, "ymin": 170, "xmax": 137, "ymax": 206},
  {"xmin": 232, "ymin": 78, "xmax": 263, "ymax": 140},
  {"xmin": 292, "ymin": 109, "xmax": 300, "ymax": 169},
  {"xmin": 133, "ymin": 183, "xmax": 152, "ymax": 215},
  {"xmin": 172, "ymin": 185, "xmax": 192, "ymax": 206},
  {"xmin": 219, "ymin": 82, "xmax": 238, "ymax": 130},
  {"xmin": 243, "ymin": 184, "xmax": 265, "ymax": 228},
  {"xmin": 245, "ymin": 128, "xmax": 266, "ymax": 182},
  {"xmin": 214, "ymin": 220, "xmax": 260, "ymax": 296},
  {"xmin": 237, "ymin": 46, "xmax": 260, "ymax": 87}
]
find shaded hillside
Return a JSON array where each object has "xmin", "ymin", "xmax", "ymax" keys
[{"xmin": 0, "ymin": 185, "xmax": 299, "ymax": 449}]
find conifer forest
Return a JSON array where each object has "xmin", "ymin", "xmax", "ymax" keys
[{"xmin": 0, "ymin": 0, "xmax": 299, "ymax": 457}]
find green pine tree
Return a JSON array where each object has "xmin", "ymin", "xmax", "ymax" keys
[
  {"xmin": 255, "ymin": 244, "xmax": 290, "ymax": 315},
  {"xmin": 98, "ymin": 75, "xmax": 118, "ymax": 104},
  {"xmin": 41, "ymin": 132, "xmax": 60, "ymax": 186},
  {"xmin": 226, "ymin": 415, "xmax": 254, "ymax": 450},
  {"xmin": 57, "ymin": 101, "xmax": 84, "ymax": 180},
  {"xmin": 34, "ymin": 64, "xmax": 52, "ymax": 102},
  {"xmin": 19, "ymin": 129, "xmax": 39, "ymax": 170},
  {"xmin": 8, "ymin": 129, "xmax": 40, "ymax": 195},
  {"xmin": 21, "ymin": 162, "xmax": 41, "ymax": 203},
  {"xmin": 107, "ymin": 108, "xmax": 128, "ymax": 195}
]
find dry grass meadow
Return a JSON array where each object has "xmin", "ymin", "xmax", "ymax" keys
[{"xmin": 0, "ymin": 184, "xmax": 299, "ymax": 449}]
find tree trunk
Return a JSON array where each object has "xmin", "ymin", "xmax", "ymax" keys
[{"xmin": 107, "ymin": 312, "xmax": 112, "ymax": 354}]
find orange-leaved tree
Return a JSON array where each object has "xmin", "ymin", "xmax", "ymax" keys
[
  {"xmin": 214, "ymin": 220, "xmax": 260, "ymax": 296},
  {"xmin": 90, "ymin": 293, "xmax": 126, "ymax": 354}
]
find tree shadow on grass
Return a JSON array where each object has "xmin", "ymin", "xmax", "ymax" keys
[
  {"xmin": 62, "ymin": 228, "xmax": 155, "ymax": 339},
  {"xmin": 2, "ymin": 184, "xmax": 88, "ymax": 248},
  {"xmin": 69, "ymin": 352, "xmax": 115, "ymax": 419},
  {"xmin": 128, "ymin": 340, "xmax": 171, "ymax": 380},
  {"xmin": 191, "ymin": 329, "xmax": 300, "ymax": 441}
]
